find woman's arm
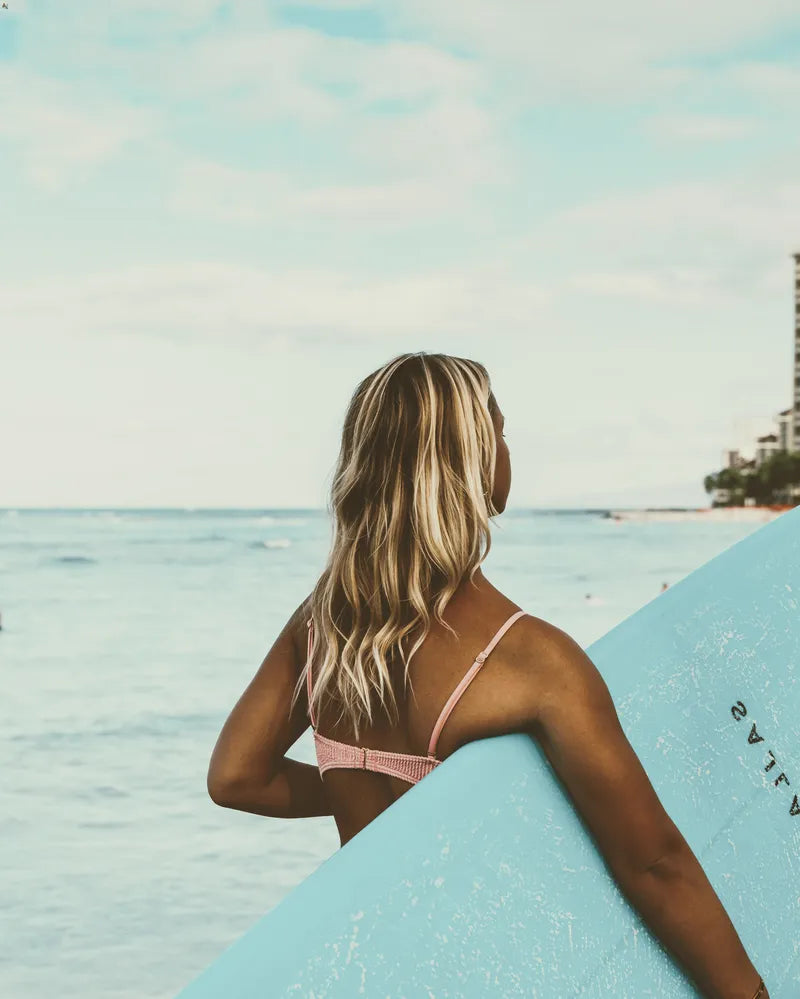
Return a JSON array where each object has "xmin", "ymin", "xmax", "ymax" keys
[
  {"xmin": 517, "ymin": 617, "xmax": 767, "ymax": 999},
  {"xmin": 206, "ymin": 596, "xmax": 333, "ymax": 819},
  {"xmin": 208, "ymin": 756, "xmax": 332, "ymax": 818}
]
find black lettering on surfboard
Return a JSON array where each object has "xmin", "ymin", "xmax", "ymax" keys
[
  {"xmin": 731, "ymin": 701, "xmax": 796, "ymax": 819},
  {"xmin": 747, "ymin": 723, "xmax": 764, "ymax": 745}
]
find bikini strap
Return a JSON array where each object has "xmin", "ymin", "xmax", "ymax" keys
[
  {"xmin": 427, "ymin": 610, "xmax": 527, "ymax": 758},
  {"xmin": 305, "ymin": 619, "xmax": 316, "ymax": 728}
]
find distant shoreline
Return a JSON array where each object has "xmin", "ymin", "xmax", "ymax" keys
[
  {"xmin": 0, "ymin": 505, "xmax": 796, "ymax": 522},
  {"xmin": 605, "ymin": 506, "xmax": 794, "ymax": 523}
]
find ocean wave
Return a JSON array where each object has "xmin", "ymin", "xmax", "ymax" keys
[
  {"xmin": 254, "ymin": 516, "xmax": 308, "ymax": 527},
  {"xmin": 10, "ymin": 711, "xmax": 219, "ymax": 747},
  {"xmin": 53, "ymin": 555, "xmax": 96, "ymax": 565},
  {"xmin": 249, "ymin": 539, "xmax": 291, "ymax": 550}
]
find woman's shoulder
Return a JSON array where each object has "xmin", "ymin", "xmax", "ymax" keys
[
  {"xmin": 503, "ymin": 611, "xmax": 614, "ymax": 738},
  {"xmin": 287, "ymin": 593, "xmax": 315, "ymax": 667},
  {"xmin": 484, "ymin": 608, "xmax": 588, "ymax": 718},
  {"xmin": 514, "ymin": 611, "xmax": 576, "ymax": 648},
  {"xmin": 458, "ymin": 580, "xmax": 562, "ymax": 657}
]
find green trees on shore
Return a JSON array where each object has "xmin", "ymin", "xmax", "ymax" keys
[{"xmin": 704, "ymin": 452, "xmax": 800, "ymax": 506}]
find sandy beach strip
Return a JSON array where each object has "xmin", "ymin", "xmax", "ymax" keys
[{"xmin": 606, "ymin": 506, "xmax": 795, "ymax": 523}]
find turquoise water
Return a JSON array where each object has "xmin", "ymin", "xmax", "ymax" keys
[{"xmin": 0, "ymin": 508, "xmax": 767, "ymax": 999}]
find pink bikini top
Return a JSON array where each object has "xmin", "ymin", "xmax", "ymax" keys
[{"xmin": 305, "ymin": 609, "xmax": 527, "ymax": 786}]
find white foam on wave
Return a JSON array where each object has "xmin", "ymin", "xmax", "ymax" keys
[
  {"xmin": 255, "ymin": 516, "xmax": 307, "ymax": 527},
  {"xmin": 80, "ymin": 511, "xmax": 125, "ymax": 522}
]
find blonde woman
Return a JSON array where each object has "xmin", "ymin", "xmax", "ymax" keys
[{"xmin": 207, "ymin": 352, "xmax": 767, "ymax": 999}]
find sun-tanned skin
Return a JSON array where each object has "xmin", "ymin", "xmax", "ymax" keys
[{"xmin": 207, "ymin": 398, "xmax": 766, "ymax": 999}]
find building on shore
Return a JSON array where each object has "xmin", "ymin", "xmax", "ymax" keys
[
  {"xmin": 712, "ymin": 252, "xmax": 800, "ymax": 505},
  {"xmin": 754, "ymin": 433, "xmax": 781, "ymax": 468},
  {"xmin": 777, "ymin": 408, "xmax": 794, "ymax": 453},
  {"xmin": 794, "ymin": 250, "xmax": 800, "ymax": 447},
  {"xmin": 719, "ymin": 450, "xmax": 755, "ymax": 472},
  {"xmin": 720, "ymin": 251, "xmax": 799, "ymax": 468}
]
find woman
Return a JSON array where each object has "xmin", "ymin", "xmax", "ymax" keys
[{"xmin": 207, "ymin": 352, "xmax": 767, "ymax": 999}]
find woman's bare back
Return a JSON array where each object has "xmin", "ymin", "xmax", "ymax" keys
[{"xmin": 309, "ymin": 571, "xmax": 537, "ymax": 846}]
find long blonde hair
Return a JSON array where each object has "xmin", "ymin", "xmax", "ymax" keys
[{"xmin": 293, "ymin": 352, "xmax": 501, "ymax": 739}]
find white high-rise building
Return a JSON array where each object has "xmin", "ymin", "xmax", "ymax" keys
[
  {"xmin": 794, "ymin": 251, "xmax": 800, "ymax": 452},
  {"xmin": 777, "ymin": 408, "xmax": 793, "ymax": 452}
]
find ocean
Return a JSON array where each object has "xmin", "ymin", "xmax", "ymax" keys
[{"xmin": 0, "ymin": 507, "xmax": 771, "ymax": 998}]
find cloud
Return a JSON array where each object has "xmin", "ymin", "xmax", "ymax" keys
[
  {"xmin": 349, "ymin": 93, "xmax": 507, "ymax": 185},
  {"xmin": 568, "ymin": 269, "xmax": 731, "ymax": 305},
  {"xmin": 558, "ymin": 173, "xmax": 800, "ymax": 255},
  {"xmin": 642, "ymin": 114, "xmax": 756, "ymax": 142},
  {"xmin": 155, "ymin": 31, "xmax": 505, "ymax": 225},
  {"xmin": 0, "ymin": 261, "xmax": 551, "ymax": 345},
  {"xmin": 1, "ymin": 17, "xmax": 501, "ymax": 207},
  {"xmin": 169, "ymin": 89, "xmax": 509, "ymax": 225},
  {"xmin": 170, "ymin": 160, "xmax": 460, "ymax": 225},
  {"xmin": 277, "ymin": 0, "xmax": 374, "ymax": 7},
  {"xmin": 27, "ymin": 0, "xmax": 259, "ymax": 41},
  {"xmin": 497, "ymin": 154, "xmax": 800, "ymax": 300},
  {"xmin": 41, "ymin": 20, "xmax": 483, "ymax": 120},
  {"xmin": 385, "ymin": 0, "xmax": 800, "ymax": 101},
  {"xmin": 723, "ymin": 61, "xmax": 800, "ymax": 104},
  {"xmin": 115, "ymin": 30, "xmax": 342, "ymax": 121},
  {"xmin": 0, "ymin": 66, "xmax": 157, "ymax": 191},
  {"xmin": 109, "ymin": 0, "xmax": 222, "ymax": 17}
]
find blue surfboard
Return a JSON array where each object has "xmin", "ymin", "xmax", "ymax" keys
[{"xmin": 176, "ymin": 508, "xmax": 800, "ymax": 997}]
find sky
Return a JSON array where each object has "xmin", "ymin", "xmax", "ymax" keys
[{"xmin": 1, "ymin": 1, "xmax": 799, "ymax": 509}]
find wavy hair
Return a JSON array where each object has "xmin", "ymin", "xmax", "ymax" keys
[{"xmin": 292, "ymin": 352, "xmax": 501, "ymax": 739}]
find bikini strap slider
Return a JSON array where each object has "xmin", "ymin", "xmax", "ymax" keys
[
  {"xmin": 361, "ymin": 746, "xmax": 368, "ymax": 768},
  {"xmin": 475, "ymin": 651, "xmax": 488, "ymax": 664}
]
